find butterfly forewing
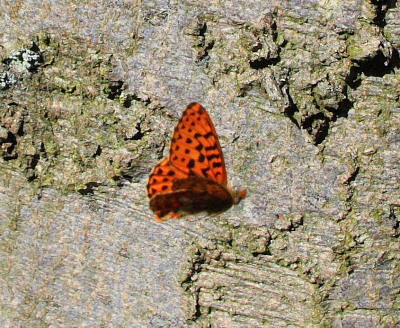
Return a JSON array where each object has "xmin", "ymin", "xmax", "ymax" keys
[{"xmin": 169, "ymin": 103, "xmax": 227, "ymax": 185}]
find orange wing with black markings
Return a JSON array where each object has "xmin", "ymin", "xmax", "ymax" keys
[{"xmin": 168, "ymin": 103, "xmax": 227, "ymax": 185}]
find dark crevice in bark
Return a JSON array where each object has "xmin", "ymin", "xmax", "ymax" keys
[
  {"xmin": 249, "ymin": 56, "xmax": 280, "ymax": 69},
  {"xmin": 371, "ymin": 0, "xmax": 398, "ymax": 28},
  {"xmin": 196, "ymin": 40, "xmax": 214, "ymax": 64},
  {"xmin": 301, "ymin": 113, "xmax": 330, "ymax": 145},
  {"xmin": 78, "ymin": 182, "xmax": 102, "ymax": 195},
  {"xmin": 343, "ymin": 166, "xmax": 360, "ymax": 186},
  {"xmin": 346, "ymin": 49, "xmax": 400, "ymax": 89},
  {"xmin": 282, "ymin": 87, "xmax": 301, "ymax": 129},
  {"xmin": 2, "ymin": 132, "xmax": 18, "ymax": 161},
  {"xmin": 92, "ymin": 145, "xmax": 102, "ymax": 158},
  {"xmin": 332, "ymin": 97, "xmax": 353, "ymax": 120},
  {"xmin": 27, "ymin": 154, "xmax": 40, "ymax": 181},
  {"xmin": 125, "ymin": 121, "xmax": 145, "ymax": 141},
  {"xmin": 105, "ymin": 80, "xmax": 124, "ymax": 100}
]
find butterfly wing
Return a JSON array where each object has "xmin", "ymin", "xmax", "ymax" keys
[
  {"xmin": 168, "ymin": 102, "xmax": 228, "ymax": 185},
  {"xmin": 149, "ymin": 176, "xmax": 233, "ymax": 222},
  {"xmin": 146, "ymin": 158, "xmax": 188, "ymax": 199}
]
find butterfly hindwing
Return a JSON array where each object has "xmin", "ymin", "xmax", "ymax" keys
[
  {"xmin": 149, "ymin": 176, "xmax": 233, "ymax": 222},
  {"xmin": 146, "ymin": 158, "xmax": 187, "ymax": 199}
]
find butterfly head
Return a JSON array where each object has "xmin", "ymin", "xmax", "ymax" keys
[{"xmin": 230, "ymin": 188, "xmax": 247, "ymax": 205}]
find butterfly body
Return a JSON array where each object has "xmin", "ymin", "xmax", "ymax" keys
[{"xmin": 147, "ymin": 103, "xmax": 246, "ymax": 222}]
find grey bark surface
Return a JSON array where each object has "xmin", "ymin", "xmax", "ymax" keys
[{"xmin": 0, "ymin": 1, "xmax": 399, "ymax": 327}]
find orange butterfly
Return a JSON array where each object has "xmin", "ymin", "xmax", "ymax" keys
[{"xmin": 147, "ymin": 102, "xmax": 247, "ymax": 222}]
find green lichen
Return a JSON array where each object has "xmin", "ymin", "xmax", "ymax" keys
[{"xmin": 0, "ymin": 33, "xmax": 157, "ymax": 194}]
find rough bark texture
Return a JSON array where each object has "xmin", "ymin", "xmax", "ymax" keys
[{"xmin": 0, "ymin": 1, "xmax": 399, "ymax": 327}]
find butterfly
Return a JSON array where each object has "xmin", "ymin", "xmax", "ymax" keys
[{"xmin": 147, "ymin": 102, "xmax": 246, "ymax": 222}]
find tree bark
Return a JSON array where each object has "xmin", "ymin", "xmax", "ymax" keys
[{"xmin": 0, "ymin": 1, "xmax": 399, "ymax": 327}]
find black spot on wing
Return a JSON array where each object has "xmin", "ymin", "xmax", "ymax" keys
[
  {"xmin": 201, "ymin": 168, "xmax": 210, "ymax": 177},
  {"xmin": 207, "ymin": 154, "xmax": 220, "ymax": 161},
  {"xmin": 188, "ymin": 159, "xmax": 195, "ymax": 169}
]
